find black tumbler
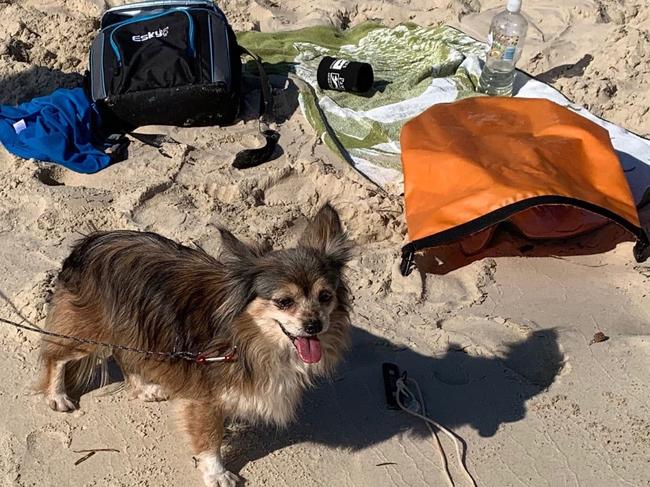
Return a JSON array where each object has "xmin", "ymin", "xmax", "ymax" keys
[{"xmin": 317, "ymin": 56, "xmax": 374, "ymax": 94}]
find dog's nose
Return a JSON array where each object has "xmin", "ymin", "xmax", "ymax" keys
[{"xmin": 304, "ymin": 319, "xmax": 323, "ymax": 335}]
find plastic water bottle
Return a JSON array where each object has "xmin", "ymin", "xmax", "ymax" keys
[{"xmin": 478, "ymin": 0, "xmax": 528, "ymax": 96}]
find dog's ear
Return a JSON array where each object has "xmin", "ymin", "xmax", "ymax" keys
[
  {"xmin": 298, "ymin": 203, "xmax": 352, "ymax": 267},
  {"xmin": 219, "ymin": 228, "xmax": 269, "ymax": 261}
]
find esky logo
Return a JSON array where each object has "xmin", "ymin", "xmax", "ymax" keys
[{"xmin": 132, "ymin": 26, "xmax": 170, "ymax": 42}]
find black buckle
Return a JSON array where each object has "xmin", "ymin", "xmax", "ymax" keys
[
  {"xmin": 382, "ymin": 363, "xmax": 404, "ymax": 410},
  {"xmin": 400, "ymin": 250, "xmax": 415, "ymax": 276},
  {"xmin": 633, "ymin": 236, "xmax": 650, "ymax": 263}
]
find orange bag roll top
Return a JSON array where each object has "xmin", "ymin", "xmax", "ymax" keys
[{"xmin": 400, "ymin": 97, "xmax": 649, "ymax": 275}]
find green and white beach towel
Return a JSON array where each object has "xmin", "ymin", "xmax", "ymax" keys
[{"xmin": 238, "ymin": 23, "xmax": 650, "ymax": 209}]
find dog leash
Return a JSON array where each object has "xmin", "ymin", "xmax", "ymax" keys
[{"xmin": 0, "ymin": 317, "xmax": 237, "ymax": 364}]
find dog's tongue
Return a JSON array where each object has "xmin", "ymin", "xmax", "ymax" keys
[{"xmin": 294, "ymin": 336, "xmax": 322, "ymax": 364}]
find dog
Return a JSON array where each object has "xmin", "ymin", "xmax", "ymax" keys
[{"xmin": 36, "ymin": 204, "xmax": 352, "ymax": 487}]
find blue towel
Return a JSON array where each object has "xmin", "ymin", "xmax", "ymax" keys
[{"xmin": 0, "ymin": 88, "xmax": 112, "ymax": 173}]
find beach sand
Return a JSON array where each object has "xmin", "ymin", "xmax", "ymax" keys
[{"xmin": 0, "ymin": 0, "xmax": 649, "ymax": 486}]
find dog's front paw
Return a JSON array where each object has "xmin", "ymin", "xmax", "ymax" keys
[
  {"xmin": 204, "ymin": 470, "xmax": 240, "ymax": 487},
  {"xmin": 46, "ymin": 393, "xmax": 77, "ymax": 412}
]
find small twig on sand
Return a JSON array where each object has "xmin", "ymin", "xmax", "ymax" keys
[
  {"xmin": 73, "ymin": 448, "xmax": 120, "ymax": 466},
  {"xmin": 74, "ymin": 452, "xmax": 96, "ymax": 466},
  {"xmin": 74, "ymin": 449, "xmax": 120, "ymax": 453}
]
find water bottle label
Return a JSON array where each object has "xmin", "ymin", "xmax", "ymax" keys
[{"xmin": 487, "ymin": 31, "xmax": 520, "ymax": 62}]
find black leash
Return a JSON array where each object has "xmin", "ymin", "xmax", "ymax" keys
[
  {"xmin": 0, "ymin": 317, "xmax": 237, "ymax": 364},
  {"xmin": 233, "ymin": 46, "xmax": 281, "ymax": 169}
]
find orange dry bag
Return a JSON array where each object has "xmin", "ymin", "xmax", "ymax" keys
[{"xmin": 400, "ymin": 97, "xmax": 649, "ymax": 275}]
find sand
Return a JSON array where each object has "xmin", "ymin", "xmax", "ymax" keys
[{"xmin": 1, "ymin": 0, "xmax": 649, "ymax": 486}]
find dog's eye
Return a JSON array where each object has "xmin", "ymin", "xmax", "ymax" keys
[
  {"xmin": 274, "ymin": 297, "xmax": 294, "ymax": 310},
  {"xmin": 318, "ymin": 291, "xmax": 333, "ymax": 304}
]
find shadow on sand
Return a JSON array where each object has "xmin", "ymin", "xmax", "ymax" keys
[{"xmin": 225, "ymin": 326, "xmax": 563, "ymax": 474}]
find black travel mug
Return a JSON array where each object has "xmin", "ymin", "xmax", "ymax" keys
[{"xmin": 317, "ymin": 56, "xmax": 374, "ymax": 93}]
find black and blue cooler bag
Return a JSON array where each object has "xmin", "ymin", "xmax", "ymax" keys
[{"xmin": 87, "ymin": 0, "xmax": 277, "ymax": 167}]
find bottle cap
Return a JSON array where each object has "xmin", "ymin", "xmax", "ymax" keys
[{"xmin": 506, "ymin": 0, "xmax": 522, "ymax": 12}]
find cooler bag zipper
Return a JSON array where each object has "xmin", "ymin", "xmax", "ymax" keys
[
  {"xmin": 100, "ymin": 1, "xmax": 226, "ymax": 29},
  {"xmin": 207, "ymin": 13, "xmax": 214, "ymax": 82}
]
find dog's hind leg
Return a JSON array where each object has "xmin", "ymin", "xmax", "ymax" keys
[
  {"xmin": 178, "ymin": 400, "xmax": 240, "ymax": 487},
  {"xmin": 37, "ymin": 290, "xmax": 106, "ymax": 412},
  {"xmin": 40, "ymin": 353, "xmax": 80, "ymax": 412}
]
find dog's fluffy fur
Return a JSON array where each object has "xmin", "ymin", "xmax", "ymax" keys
[{"xmin": 36, "ymin": 204, "xmax": 352, "ymax": 487}]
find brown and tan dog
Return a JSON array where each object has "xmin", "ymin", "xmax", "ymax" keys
[{"xmin": 36, "ymin": 204, "xmax": 352, "ymax": 487}]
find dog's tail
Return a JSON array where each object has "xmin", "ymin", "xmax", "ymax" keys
[{"xmin": 64, "ymin": 348, "xmax": 112, "ymax": 397}]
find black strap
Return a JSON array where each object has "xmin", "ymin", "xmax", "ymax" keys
[
  {"xmin": 104, "ymin": 48, "xmax": 280, "ymax": 169},
  {"xmin": 129, "ymin": 132, "xmax": 179, "ymax": 149},
  {"xmin": 233, "ymin": 46, "xmax": 280, "ymax": 169},
  {"xmin": 129, "ymin": 46, "xmax": 280, "ymax": 169},
  {"xmin": 104, "ymin": 133, "xmax": 131, "ymax": 164},
  {"xmin": 239, "ymin": 46, "xmax": 274, "ymax": 123}
]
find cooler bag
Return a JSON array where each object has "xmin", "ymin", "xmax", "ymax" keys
[
  {"xmin": 87, "ymin": 0, "xmax": 278, "ymax": 168},
  {"xmin": 89, "ymin": 0, "xmax": 242, "ymax": 128}
]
